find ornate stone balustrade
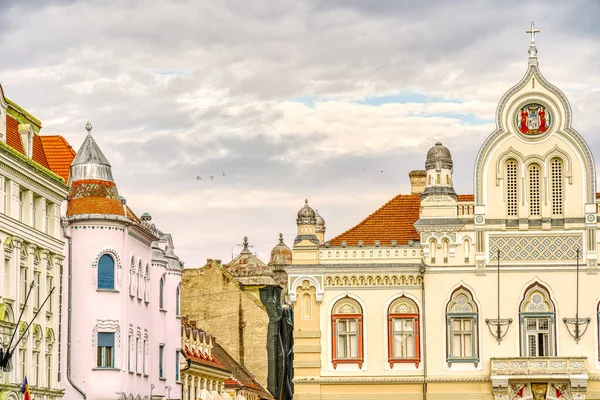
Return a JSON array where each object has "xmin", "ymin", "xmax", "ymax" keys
[
  {"xmin": 491, "ymin": 357, "xmax": 587, "ymax": 376},
  {"xmin": 491, "ymin": 357, "xmax": 588, "ymax": 399}
]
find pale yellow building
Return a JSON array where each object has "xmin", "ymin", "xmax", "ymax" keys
[{"xmin": 287, "ymin": 25, "xmax": 600, "ymax": 400}]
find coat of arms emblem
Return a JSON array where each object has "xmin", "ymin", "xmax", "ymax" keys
[{"xmin": 516, "ymin": 103, "xmax": 551, "ymax": 135}]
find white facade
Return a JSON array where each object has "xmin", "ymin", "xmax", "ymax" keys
[{"xmin": 0, "ymin": 86, "xmax": 65, "ymax": 399}]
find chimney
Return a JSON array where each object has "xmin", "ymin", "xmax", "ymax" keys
[{"xmin": 409, "ymin": 170, "xmax": 427, "ymax": 194}]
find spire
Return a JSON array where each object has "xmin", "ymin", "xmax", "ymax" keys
[
  {"xmin": 66, "ymin": 122, "xmax": 125, "ymax": 218},
  {"xmin": 526, "ymin": 21, "xmax": 540, "ymax": 66},
  {"xmin": 69, "ymin": 122, "xmax": 114, "ymax": 185}
]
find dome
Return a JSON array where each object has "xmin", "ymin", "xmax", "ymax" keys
[
  {"xmin": 425, "ymin": 141, "xmax": 453, "ymax": 170},
  {"xmin": 315, "ymin": 210, "xmax": 325, "ymax": 227},
  {"xmin": 297, "ymin": 199, "xmax": 316, "ymax": 225},
  {"xmin": 269, "ymin": 233, "xmax": 292, "ymax": 267}
]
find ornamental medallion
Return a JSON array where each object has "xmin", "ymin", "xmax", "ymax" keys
[{"xmin": 515, "ymin": 103, "xmax": 551, "ymax": 135}]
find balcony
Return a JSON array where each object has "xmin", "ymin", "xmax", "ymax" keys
[
  {"xmin": 491, "ymin": 357, "xmax": 588, "ymax": 398},
  {"xmin": 491, "ymin": 357, "xmax": 587, "ymax": 376}
]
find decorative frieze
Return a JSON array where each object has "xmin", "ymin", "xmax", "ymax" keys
[
  {"xmin": 324, "ymin": 274, "xmax": 421, "ymax": 287},
  {"xmin": 489, "ymin": 234, "xmax": 583, "ymax": 262}
]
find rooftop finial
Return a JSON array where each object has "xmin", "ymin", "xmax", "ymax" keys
[
  {"xmin": 85, "ymin": 121, "xmax": 92, "ymax": 134},
  {"xmin": 243, "ymin": 236, "xmax": 249, "ymax": 250},
  {"xmin": 526, "ymin": 21, "xmax": 540, "ymax": 65},
  {"xmin": 279, "ymin": 233, "xmax": 284, "ymax": 243}
]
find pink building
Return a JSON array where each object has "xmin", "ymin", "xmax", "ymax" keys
[{"xmin": 59, "ymin": 125, "xmax": 182, "ymax": 400}]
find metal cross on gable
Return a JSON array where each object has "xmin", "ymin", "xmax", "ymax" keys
[{"xmin": 526, "ymin": 21, "xmax": 540, "ymax": 44}]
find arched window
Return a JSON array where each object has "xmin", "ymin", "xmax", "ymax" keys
[
  {"xmin": 519, "ymin": 283, "xmax": 556, "ymax": 357},
  {"xmin": 137, "ymin": 261, "xmax": 143, "ymax": 299},
  {"xmin": 551, "ymin": 158, "xmax": 563, "ymax": 215},
  {"xmin": 159, "ymin": 277, "xmax": 165, "ymax": 310},
  {"xmin": 463, "ymin": 239, "xmax": 470, "ymax": 263},
  {"xmin": 331, "ymin": 296, "xmax": 363, "ymax": 369},
  {"xmin": 387, "ymin": 296, "xmax": 420, "ymax": 368},
  {"xmin": 446, "ymin": 287, "xmax": 478, "ymax": 367},
  {"xmin": 528, "ymin": 164, "xmax": 541, "ymax": 216},
  {"xmin": 144, "ymin": 264, "xmax": 150, "ymax": 303},
  {"xmin": 436, "ymin": 174, "xmax": 441, "ymax": 184},
  {"xmin": 98, "ymin": 254, "xmax": 115, "ymax": 290},
  {"xmin": 301, "ymin": 293, "xmax": 312, "ymax": 320},
  {"xmin": 442, "ymin": 240, "xmax": 449, "ymax": 263},
  {"xmin": 429, "ymin": 240, "xmax": 436, "ymax": 264},
  {"xmin": 506, "ymin": 159, "xmax": 518, "ymax": 217},
  {"xmin": 175, "ymin": 285, "xmax": 180, "ymax": 316},
  {"xmin": 129, "ymin": 257, "xmax": 136, "ymax": 296}
]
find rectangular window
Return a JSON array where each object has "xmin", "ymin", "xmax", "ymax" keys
[
  {"xmin": 46, "ymin": 354, "xmax": 51, "ymax": 388},
  {"xmin": 46, "ymin": 276, "xmax": 53, "ymax": 312},
  {"xmin": 18, "ymin": 190, "xmax": 24, "ymax": 222},
  {"xmin": 159, "ymin": 345, "xmax": 164, "ymax": 378},
  {"xmin": 336, "ymin": 319, "xmax": 358, "ymax": 359},
  {"xmin": 143, "ymin": 339, "xmax": 147, "ymax": 374},
  {"xmin": 450, "ymin": 317, "xmax": 474, "ymax": 358},
  {"xmin": 175, "ymin": 350, "xmax": 180, "ymax": 381},
  {"xmin": 525, "ymin": 317, "xmax": 551, "ymax": 357},
  {"xmin": 4, "ymin": 258, "xmax": 10, "ymax": 298},
  {"xmin": 392, "ymin": 318, "xmax": 415, "ymax": 358},
  {"xmin": 20, "ymin": 267, "xmax": 28, "ymax": 305},
  {"xmin": 45, "ymin": 203, "xmax": 52, "ymax": 234},
  {"xmin": 97, "ymin": 332, "xmax": 115, "ymax": 367},
  {"xmin": 135, "ymin": 337, "xmax": 139, "ymax": 372},
  {"xmin": 33, "ymin": 352, "xmax": 39, "ymax": 386},
  {"xmin": 127, "ymin": 334, "xmax": 131, "ymax": 371},
  {"xmin": 34, "ymin": 271, "xmax": 41, "ymax": 308},
  {"xmin": 32, "ymin": 197, "xmax": 37, "ymax": 229},
  {"xmin": 20, "ymin": 348, "xmax": 26, "ymax": 381},
  {"xmin": 2, "ymin": 178, "xmax": 7, "ymax": 214}
]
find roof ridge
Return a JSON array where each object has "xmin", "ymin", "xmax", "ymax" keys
[{"xmin": 328, "ymin": 193, "xmax": 418, "ymax": 244}]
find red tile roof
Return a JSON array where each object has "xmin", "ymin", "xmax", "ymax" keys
[
  {"xmin": 39, "ymin": 135, "xmax": 75, "ymax": 181},
  {"xmin": 6, "ymin": 116, "xmax": 23, "ymax": 153},
  {"xmin": 328, "ymin": 193, "xmax": 475, "ymax": 247},
  {"xmin": 32, "ymin": 135, "xmax": 50, "ymax": 169}
]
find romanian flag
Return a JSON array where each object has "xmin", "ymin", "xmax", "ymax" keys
[{"xmin": 20, "ymin": 376, "xmax": 31, "ymax": 400}]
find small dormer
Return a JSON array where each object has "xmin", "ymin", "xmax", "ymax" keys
[{"xmin": 18, "ymin": 124, "xmax": 34, "ymax": 158}]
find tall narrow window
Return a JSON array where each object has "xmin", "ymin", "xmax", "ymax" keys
[
  {"xmin": 34, "ymin": 271, "xmax": 41, "ymax": 308},
  {"xmin": 528, "ymin": 164, "xmax": 540, "ymax": 216},
  {"xmin": 98, "ymin": 254, "xmax": 115, "ymax": 290},
  {"xmin": 519, "ymin": 283, "xmax": 555, "ymax": 357},
  {"xmin": 20, "ymin": 348, "xmax": 26, "ymax": 381},
  {"xmin": 159, "ymin": 277, "xmax": 165, "ymax": 309},
  {"xmin": 2, "ymin": 179, "xmax": 8, "ymax": 214},
  {"xmin": 143, "ymin": 338, "xmax": 147, "ymax": 374},
  {"xmin": 136, "ymin": 336, "xmax": 139, "ymax": 372},
  {"xmin": 20, "ymin": 267, "xmax": 27, "ymax": 304},
  {"xmin": 18, "ymin": 190, "xmax": 24, "ymax": 222},
  {"xmin": 463, "ymin": 239, "xmax": 470, "ymax": 263},
  {"xmin": 97, "ymin": 332, "xmax": 115, "ymax": 367},
  {"xmin": 551, "ymin": 158, "xmax": 563, "ymax": 215},
  {"xmin": 46, "ymin": 354, "xmax": 51, "ymax": 388},
  {"xmin": 387, "ymin": 296, "xmax": 420, "ymax": 368},
  {"xmin": 301, "ymin": 293, "xmax": 312, "ymax": 320},
  {"xmin": 429, "ymin": 240, "xmax": 436, "ymax": 263},
  {"xmin": 331, "ymin": 297, "xmax": 363, "ymax": 369},
  {"xmin": 45, "ymin": 203, "xmax": 51, "ymax": 234},
  {"xmin": 33, "ymin": 351, "xmax": 39, "ymax": 386},
  {"xmin": 47, "ymin": 276, "xmax": 53, "ymax": 312},
  {"xmin": 506, "ymin": 159, "xmax": 518, "ymax": 216},
  {"xmin": 159, "ymin": 344, "xmax": 164, "ymax": 378},
  {"xmin": 442, "ymin": 240, "xmax": 449, "ymax": 263},
  {"xmin": 176, "ymin": 286, "xmax": 180, "ymax": 316},
  {"xmin": 446, "ymin": 287, "xmax": 479, "ymax": 367},
  {"xmin": 175, "ymin": 350, "xmax": 180, "ymax": 381},
  {"xmin": 127, "ymin": 332, "xmax": 132, "ymax": 371}
]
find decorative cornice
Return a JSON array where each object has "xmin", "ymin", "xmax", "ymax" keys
[{"xmin": 293, "ymin": 375, "xmax": 491, "ymax": 384}]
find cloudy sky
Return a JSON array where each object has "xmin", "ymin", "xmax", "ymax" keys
[{"xmin": 3, "ymin": 0, "xmax": 600, "ymax": 265}]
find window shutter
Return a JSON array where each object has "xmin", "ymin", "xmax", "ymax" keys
[{"xmin": 98, "ymin": 332, "xmax": 114, "ymax": 347}]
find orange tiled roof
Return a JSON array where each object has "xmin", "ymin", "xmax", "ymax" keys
[
  {"xmin": 31, "ymin": 135, "xmax": 50, "ymax": 169},
  {"xmin": 6, "ymin": 116, "xmax": 23, "ymax": 153},
  {"xmin": 39, "ymin": 135, "xmax": 76, "ymax": 181},
  {"xmin": 328, "ymin": 193, "xmax": 475, "ymax": 247}
]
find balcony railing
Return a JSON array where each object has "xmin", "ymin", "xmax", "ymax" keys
[{"xmin": 491, "ymin": 357, "xmax": 587, "ymax": 376}]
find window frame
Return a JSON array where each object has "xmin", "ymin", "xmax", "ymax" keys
[
  {"xmin": 550, "ymin": 157, "xmax": 564, "ymax": 216},
  {"xmin": 528, "ymin": 163, "xmax": 541, "ymax": 216},
  {"xmin": 97, "ymin": 332, "xmax": 115, "ymax": 368},
  {"xmin": 505, "ymin": 159, "xmax": 519, "ymax": 217},
  {"xmin": 519, "ymin": 284, "xmax": 556, "ymax": 357},
  {"xmin": 387, "ymin": 296, "xmax": 420, "ymax": 368},
  {"xmin": 159, "ymin": 344, "xmax": 165, "ymax": 378},
  {"xmin": 331, "ymin": 297, "xmax": 364, "ymax": 369},
  {"xmin": 159, "ymin": 277, "xmax": 165, "ymax": 310},
  {"xmin": 445, "ymin": 287, "xmax": 479, "ymax": 367},
  {"xmin": 97, "ymin": 254, "xmax": 116, "ymax": 290}
]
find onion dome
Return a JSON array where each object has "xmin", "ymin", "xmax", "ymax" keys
[
  {"xmin": 425, "ymin": 141, "xmax": 453, "ymax": 170},
  {"xmin": 225, "ymin": 236, "xmax": 278, "ymax": 286},
  {"xmin": 297, "ymin": 199, "xmax": 316, "ymax": 225},
  {"xmin": 268, "ymin": 233, "xmax": 292, "ymax": 267},
  {"xmin": 66, "ymin": 122, "xmax": 125, "ymax": 217},
  {"xmin": 315, "ymin": 210, "xmax": 325, "ymax": 228}
]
